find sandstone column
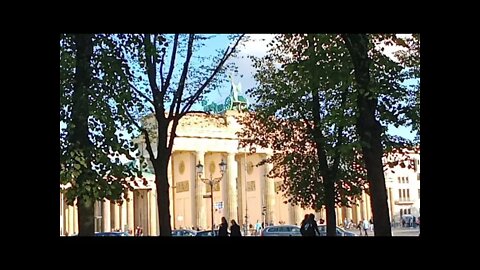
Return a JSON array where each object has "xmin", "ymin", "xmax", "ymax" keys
[
  {"xmin": 121, "ymin": 200, "xmax": 127, "ymax": 232},
  {"xmin": 195, "ymin": 151, "xmax": 206, "ymax": 229},
  {"xmin": 227, "ymin": 152, "xmax": 238, "ymax": 222},
  {"xmin": 265, "ymin": 158, "xmax": 275, "ymax": 224},
  {"xmin": 189, "ymin": 152, "xmax": 197, "ymax": 228},
  {"xmin": 68, "ymin": 205, "xmax": 74, "ymax": 234},
  {"xmin": 167, "ymin": 156, "xmax": 174, "ymax": 228},
  {"xmin": 103, "ymin": 200, "xmax": 111, "ymax": 232},
  {"xmin": 73, "ymin": 200, "xmax": 78, "ymax": 234},
  {"xmin": 127, "ymin": 191, "xmax": 134, "ymax": 233},
  {"xmin": 113, "ymin": 202, "xmax": 120, "ymax": 231},
  {"xmin": 149, "ymin": 190, "xmax": 157, "ymax": 235},
  {"xmin": 64, "ymin": 204, "xmax": 70, "ymax": 235},
  {"xmin": 361, "ymin": 191, "xmax": 367, "ymax": 220}
]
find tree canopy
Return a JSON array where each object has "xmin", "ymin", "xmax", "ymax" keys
[{"xmin": 237, "ymin": 34, "xmax": 419, "ymax": 235}]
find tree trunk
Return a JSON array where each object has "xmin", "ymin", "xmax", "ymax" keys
[
  {"xmin": 323, "ymin": 177, "xmax": 336, "ymax": 236},
  {"xmin": 311, "ymin": 88, "xmax": 337, "ymax": 236},
  {"xmin": 71, "ymin": 34, "xmax": 95, "ymax": 236},
  {"xmin": 342, "ymin": 34, "xmax": 392, "ymax": 236},
  {"xmin": 154, "ymin": 151, "xmax": 172, "ymax": 236},
  {"xmin": 77, "ymin": 197, "xmax": 95, "ymax": 236}
]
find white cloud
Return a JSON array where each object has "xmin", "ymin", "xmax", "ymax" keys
[
  {"xmin": 229, "ymin": 34, "xmax": 413, "ymax": 98},
  {"xmin": 239, "ymin": 33, "xmax": 412, "ymax": 62},
  {"xmin": 375, "ymin": 34, "xmax": 412, "ymax": 62},
  {"xmin": 229, "ymin": 34, "xmax": 416, "ymax": 140},
  {"xmin": 239, "ymin": 34, "xmax": 275, "ymax": 57},
  {"xmin": 221, "ymin": 34, "xmax": 275, "ymax": 100}
]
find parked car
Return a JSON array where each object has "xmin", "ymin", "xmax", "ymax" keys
[
  {"xmin": 260, "ymin": 225, "xmax": 302, "ymax": 237},
  {"xmin": 195, "ymin": 230, "xmax": 219, "ymax": 237},
  {"xmin": 317, "ymin": 225, "xmax": 357, "ymax": 236},
  {"xmin": 172, "ymin": 229, "xmax": 197, "ymax": 237},
  {"xmin": 400, "ymin": 214, "xmax": 418, "ymax": 227}
]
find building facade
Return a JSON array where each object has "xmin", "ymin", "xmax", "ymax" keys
[{"xmin": 60, "ymin": 111, "xmax": 420, "ymax": 235}]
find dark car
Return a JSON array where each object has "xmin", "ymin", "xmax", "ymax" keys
[
  {"xmin": 195, "ymin": 230, "xmax": 219, "ymax": 237},
  {"xmin": 172, "ymin": 229, "xmax": 197, "ymax": 237}
]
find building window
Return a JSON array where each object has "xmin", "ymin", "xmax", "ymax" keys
[
  {"xmin": 397, "ymin": 189, "xmax": 411, "ymax": 201},
  {"xmin": 418, "ymin": 189, "xmax": 420, "ymax": 199},
  {"xmin": 413, "ymin": 159, "xmax": 417, "ymax": 172},
  {"xmin": 405, "ymin": 177, "xmax": 409, "ymax": 184},
  {"xmin": 398, "ymin": 177, "xmax": 401, "ymax": 183},
  {"xmin": 417, "ymin": 173, "xmax": 420, "ymax": 181}
]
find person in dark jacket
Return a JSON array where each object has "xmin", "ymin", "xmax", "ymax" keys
[
  {"xmin": 304, "ymin": 214, "xmax": 320, "ymax": 236},
  {"xmin": 230, "ymin": 219, "xmax": 242, "ymax": 236},
  {"xmin": 300, "ymin": 214, "xmax": 310, "ymax": 236},
  {"xmin": 218, "ymin": 217, "xmax": 229, "ymax": 236}
]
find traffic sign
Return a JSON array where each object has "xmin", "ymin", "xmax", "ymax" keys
[{"xmin": 215, "ymin": 201, "xmax": 224, "ymax": 209}]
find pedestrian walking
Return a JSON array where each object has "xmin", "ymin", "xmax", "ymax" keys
[{"xmin": 230, "ymin": 219, "xmax": 242, "ymax": 236}]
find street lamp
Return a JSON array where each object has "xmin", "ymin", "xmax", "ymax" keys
[{"xmin": 196, "ymin": 159, "xmax": 227, "ymax": 235}]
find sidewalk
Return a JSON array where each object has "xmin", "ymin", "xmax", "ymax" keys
[{"xmin": 343, "ymin": 226, "xmax": 420, "ymax": 236}]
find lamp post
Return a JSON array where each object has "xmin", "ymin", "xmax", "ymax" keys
[{"xmin": 196, "ymin": 159, "xmax": 227, "ymax": 235}]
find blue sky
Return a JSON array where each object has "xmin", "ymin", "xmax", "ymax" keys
[
  {"xmin": 199, "ymin": 34, "xmax": 418, "ymax": 141},
  {"xmin": 60, "ymin": 34, "xmax": 418, "ymax": 153}
]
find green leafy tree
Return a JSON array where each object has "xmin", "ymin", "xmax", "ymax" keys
[
  {"xmin": 240, "ymin": 33, "xmax": 419, "ymax": 236},
  {"xmin": 60, "ymin": 34, "xmax": 142, "ymax": 236},
  {"xmin": 394, "ymin": 34, "xmax": 420, "ymax": 139},
  {"xmin": 118, "ymin": 34, "xmax": 245, "ymax": 236},
  {"xmin": 238, "ymin": 34, "xmax": 368, "ymax": 236},
  {"xmin": 341, "ymin": 34, "xmax": 419, "ymax": 236}
]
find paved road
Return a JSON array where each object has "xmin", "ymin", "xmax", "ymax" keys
[{"xmin": 344, "ymin": 226, "xmax": 420, "ymax": 236}]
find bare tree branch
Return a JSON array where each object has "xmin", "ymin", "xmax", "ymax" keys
[
  {"xmin": 175, "ymin": 34, "xmax": 195, "ymax": 114},
  {"xmin": 121, "ymin": 103, "xmax": 156, "ymax": 162},
  {"xmin": 121, "ymin": 103, "xmax": 143, "ymax": 131},
  {"xmin": 159, "ymin": 47, "xmax": 166, "ymax": 89},
  {"xmin": 162, "ymin": 34, "xmax": 179, "ymax": 94},
  {"xmin": 180, "ymin": 34, "xmax": 245, "ymax": 117},
  {"xmin": 142, "ymin": 128, "xmax": 156, "ymax": 163},
  {"xmin": 167, "ymin": 34, "xmax": 195, "ymax": 152},
  {"xmin": 143, "ymin": 35, "xmax": 158, "ymax": 91},
  {"xmin": 143, "ymin": 34, "xmax": 162, "ymax": 113},
  {"xmin": 128, "ymin": 82, "xmax": 154, "ymax": 106},
  {"xmin": 153, "ymin": 33, "xmax": 159, "ymax": 86}
]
